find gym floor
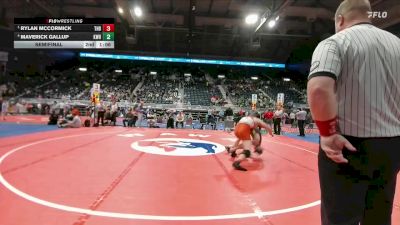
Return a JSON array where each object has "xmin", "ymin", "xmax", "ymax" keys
[{"xmin": 0, "ymin": 116, "xmax": 399, "ymax": 225}]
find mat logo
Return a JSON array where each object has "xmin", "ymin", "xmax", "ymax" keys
[{"xmin": 131, "ymin": 138, "xmax": 225, "ymax": 156}]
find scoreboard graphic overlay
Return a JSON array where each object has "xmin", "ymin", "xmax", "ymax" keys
[{"xmin": 14, "ymin": 18, "xmax": 114, "ymax": 49}]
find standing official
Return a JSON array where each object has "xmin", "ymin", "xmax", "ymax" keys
[
  {"xmin": 96, "ymin": 101, "xmax": 106, "ymax": 126},
  {"xmin": 273, "ymin": 105, "xmax": 283, "ymax": 135},
  {"xmin": 1, "ymin": 98, "xmax": 8, "ymax": 121},
  {"xmin": 296, "ymin": 108, "xmax": 307, "ymax": 137},
  {"xmin": 307, "ymin": 0, "xmax": 400, "ymax": 224},
  {"xmin": 289, "ymin": 111, "xmax": 296, "ymax": 127}
]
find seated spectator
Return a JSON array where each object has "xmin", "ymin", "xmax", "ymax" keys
[
  {"xmin": 147, "ymin": 110, "xmax": 157, "ymax": 128},
  {"xmin": 166, "ymin": 113, "xmax": 174, "ymax": 129},
  {"xmin": 48, "ymin": 112, "xmax": 59, "ymax": 125},
  {"xmin": 225, "ymin": 107, "xmax": 233, "ymax": 121},
  {"xmin": 157, "ymin": 114, "xmax": 164, "ymax": 124},
  {"xmin": 175, "ymin": 111, "xmax": 185, "ymax": 128},
  {"xmin": 132, "ymin": 110, "xmax": 138, "ymax": 127},
  {"xmin": 58, "ymin": 108, "xmax": 81, "ymax": 128},
  {"xmin": 200, "ymin": 114, "xmax": 216, "ymax": 130},
  {"xmin": 233, "ymin": 112, "xmax": 242, "ymax": 126},
  {"xmin": 1, "ymin": 98, "xmax": 9, "ymax": 121},
  {"xmin": 207, "ymin": 114, "xmax": 217, "ymax": 130},
  {"xmin": 186, "ymin": 113, "xmax": 193, "ymax": 129},
  {"xmin": 218, "ymin": 110, "xmax": 225, "ymax": 122},
  {"xmin": 123, "ymin": 109, "xmax": 134, "ymax": 127},
  {"xmin": 104, "ymin": 107, "xmax": 115, "ymax": 126},
  {"xmin": 110, "ymin": 101, "xmax": 118, "ymax": 126}
]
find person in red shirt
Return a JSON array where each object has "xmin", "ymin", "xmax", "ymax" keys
[
  {"xmin": 238, "ymin": 108, "xmax": 245, "ymax": 116},
  {"xmin": 263, "ymin": 109, "xmax": 274, "ymax": 127}
]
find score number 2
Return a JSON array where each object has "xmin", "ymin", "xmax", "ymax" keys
[{"xmin": 102, "ymin": 32, "xmax": 115, "ymax": 41}]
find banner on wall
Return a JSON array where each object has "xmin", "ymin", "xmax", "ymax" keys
[
  {"xmin": 251, "ymin": 94, "xmax": 257, "ymax": 110},
  {"xmin": 91, "ymin": 83, "xmax": 101, "ymax": 104},
  {"xmin": 277, "ymin": 93, "xmax": 284, "ymax": 105}
]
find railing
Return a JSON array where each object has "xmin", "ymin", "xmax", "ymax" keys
[{"xmin": 17, "ymin": 97, "xmax": 308, "ymax": 113}]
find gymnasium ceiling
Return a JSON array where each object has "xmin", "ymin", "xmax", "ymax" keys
[{"xmin": 0, "ymin": 0, "xmax": 399, "ymax": 63}]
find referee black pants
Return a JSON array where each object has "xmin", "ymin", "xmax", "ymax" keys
[
  {"xmin": 298, "ymin": 120, "xmax": 305, "ymax": 136},
  {"xmin": 97, "ymin": 111, "xmax": 105, "ymax": 125},
  {"xmin": 273, "ymin": 118, "xmax": 281, "ymax": 135},
  {"xmin": 319, "ymin": 135, "xmax": 400, "ymax": 225}
]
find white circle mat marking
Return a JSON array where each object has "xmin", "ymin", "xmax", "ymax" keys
[{"xmin": 0, "ymin": 131, "xmax": 320, "ymax": 221}]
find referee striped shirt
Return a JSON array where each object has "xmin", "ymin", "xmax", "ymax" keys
[{"xmin": 309, "ymin": 23, "xmax": 400, "ymax": 138}]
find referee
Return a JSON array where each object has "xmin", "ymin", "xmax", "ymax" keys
[
  {"xmin": 273, "ymin": 105, "xmax": 284, "ymax": 135},
  {"xmin": 296, "ymin": 108, "xmax": 307, "ymax": 136},
  {"xmin": 307, "ymin": 0, "xmax": 400, "ymax": 225}
]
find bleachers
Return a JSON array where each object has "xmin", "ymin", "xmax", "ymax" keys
[
  {"xmin": 135, "ymin": 75, "xmax": 180, "ymax": 104},
  {"xmin": 225, "ymin": 79, "xmax": 271, "ymax": 108},
  {"xmin": 184, "ymin": 76, "xmax": 223, "ymax": 106},
  {"xmin": 2, "ymin": 65, "xmax": 306, "ymax": 109},
  {"xmin": 40, "ymin": 69, "xmax": 102, "ymax": 99},
  {"xmin": 1, "ymin": 71, "xmax": 57, "ymax": 98},
  {"xmin": 90, "ymin": 72, "xmax": 139, "ymax": 102},
  {"xmin": 265, "ymin": 82, "xmax": 305, "ymax": 105}
]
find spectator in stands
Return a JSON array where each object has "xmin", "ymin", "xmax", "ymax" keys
[
  {"xmin": 207, "ymin": 108, "xmax": 213, "ymax": 117},
  {"xmin": 263, "ymin": 109, "xmax": 274, "ymax": 127},
  {"xmin": 44, "ymin": 104, "xmax": 50, "ymax": 115},
  {"xmin": 123, "ymin": 109, "xmax": 134, "ymax": 127},
  {"xmin": 1, "ymin": 98, "xmax": 8, "ymax": 121},
  {"xmin": 239, "ymin": 108, "xmax": 245, "ymax": 117},
  {"xmin": 273, "ymin": 105, "xmax": 284, "ymax": 135},
  {"xmin": 62, "ymin": 102, "xmax": 70, "ymax": 117},
  {"xmin": 26, "ymin": 103, "xmax": 33, "ymax": 114},
  {"xmin": 147, "ymin": 110, "xmax": 157, "ymax": 128},
  {"xmin": 296, "ymin": 108, "xmax": 307, "ymax": 137},
  {"xmin": 50, "ymin": 101, "xmax": 57, "ymax": 114},
  {"xmin": 290, "ymin": 111, "xmax": 296, "ymax": 127},
  {"xmin": 218, "ymin": 110, "xmax": 225, "ymax": 122},
  {"xmin": 156, "ymin": 112, "xmax": 164, "ymax": 124},
  {"xmin": 15, "ymin": 100, "xmax": 25, "ymax": 114},
  {"xmin": 110, "ymin": 101, "xmax": 118, "ymax": 126},
  {"xmin": 175, "ymin": 111, "xmax": 185, "ymax": 128},
  {"xmin": 233, "ymin": 111, "xmax": 242, "ymax": 126},
  {"xmin": 212, "ymin": 109, "xmax": 218, "ymax": 121},
  {"xmin": 225, "ymin": 107, "xmax": 233, "ymax": 121},
  {"xmin": 48, "ymin": 112, "xmax": 59, "ymax": 125},
  {"xmin": 58, "ymin": 108, "xmax": 81, "ymax": 128},
  {"xmin": 186, "ymin": 113, "xmax": 193, "ymax": 129},
  {"xmin": 306, "ymin": 111, "xmax": 313, "ymax": 124},
  {"xmin": 206, "ymin": 114, "xmax": 217, "ymax": 130},
  {"xmin": 37, "ymin": 103, "xmax": 42, "ymax": 114},
  {"xmin": 131, "ymin": 109, "xmax": 138, "ymax": 127},
  {"xmin": 282, "ymin": 111, "xmax": 289, "ymax": 126},
  {"xmin": 167, "ymin": 112, "xmax": 174, "ymax": 129},
  {"xmin": 135, "ymin": 100, "xmax": 144, "ymax": 127},
  {"xmin": 104, "ymin": 106, "xmax": 112, "ymax": 124}
]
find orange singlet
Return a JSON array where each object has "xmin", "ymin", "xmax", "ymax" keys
[
  {"xmin": 234, "ymin": 117, "xmax": 255, "ymax": 140},
  {"xmin": 234, "ymin": 123, "xmax": 252, "ymax": 140}
]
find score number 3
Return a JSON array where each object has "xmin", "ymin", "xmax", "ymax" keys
[{"xmin": 102, "ymin": 24, "xmax": 114, "ymax": 32}]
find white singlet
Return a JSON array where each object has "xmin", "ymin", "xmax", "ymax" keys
[{"xmin": 238, "ymin": 117, "xmax": 255, "ymax": 128}]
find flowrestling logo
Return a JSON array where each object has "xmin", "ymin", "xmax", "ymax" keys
[
  {"xmin": 367, "ymin": 11, "xmax": 388, "ymax": 19},
  {"xmin": 131, "ymin": 138, "xmax": 225, "ymax": 156}
]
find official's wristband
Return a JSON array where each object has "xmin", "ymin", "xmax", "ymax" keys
[{"xmin": 315, "ymin": 117, "xmax": 337, "ymax": 137}]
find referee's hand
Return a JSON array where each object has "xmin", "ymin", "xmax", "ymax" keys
[{"xmin": 320, "ymin": 134, "xmax": 357, "ymax": 163}]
